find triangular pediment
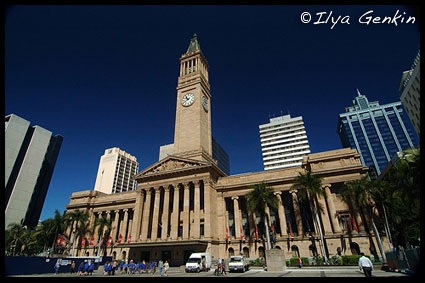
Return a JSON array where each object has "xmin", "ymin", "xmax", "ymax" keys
[{"xmin": 134, "ymin": 155, "xmax": 210, "ymax": 179}]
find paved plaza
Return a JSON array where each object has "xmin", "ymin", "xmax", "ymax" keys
[{"xmin": 9, "ymin": 266, "xmax": 410, "ymax": 278}]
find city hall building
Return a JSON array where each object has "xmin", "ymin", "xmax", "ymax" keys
[{"xmin": 64, "ymin": 35, "xmax": 387, "ymax": 266}]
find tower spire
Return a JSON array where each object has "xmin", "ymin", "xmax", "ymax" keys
[
  {"xmin": 186, "ymin": 33, "xmax": 201, "ymax": 54},
  {"xmin": 357, "ymin": 88, "xmax": 362, "ymax": 97}
]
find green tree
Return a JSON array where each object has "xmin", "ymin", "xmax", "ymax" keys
[
  {"xmin": 5, "ymin": 219, "xmax": 27, "ymax": 256},
  {"xmin": 291, "ymin": 171, "xmax": 328, "ymax": 263},
  {"xmin": 65, "ymin": 209, "xmax": 89, "ymax": 257},
  {"xmin": 246, "ymin": 182, "xmax": 279, "ymax": 250},
  {"xmin": 341, "ymin": 176, "xmax": 386, "ymax": 262},
  {"xmin": 93, "ymin": 213, "xmax": 113, "ymax": 256}
]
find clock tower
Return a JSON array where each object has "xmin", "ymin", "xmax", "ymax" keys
[{"xmin": 173, "ymin": 34, "xmax": 213, "ymax": 162}]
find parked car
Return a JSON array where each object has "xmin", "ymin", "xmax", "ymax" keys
[
  {"xmin": 228, "ymin": 255, "xmax": 249, "ymax": 272},
  {"xmin": 185, "ymin": 253, "xmax": 211, "ymax": 273}
]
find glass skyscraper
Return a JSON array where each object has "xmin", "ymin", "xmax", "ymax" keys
[{"xmin": 337, "ymin": 90, "xmax": 418, "ymax": 176}]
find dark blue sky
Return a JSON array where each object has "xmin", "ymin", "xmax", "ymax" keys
[{"xmin": 5, "ymin": 5, "xmax": 420, "ymax": 221}]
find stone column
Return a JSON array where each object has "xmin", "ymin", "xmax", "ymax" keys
[
  {"xmin": 317, "ymin": 190, "xmax": 332, "ymax": 234},
  {"xmin": 232, "ymin": 197, "xmax": 241, "ymax": 239},
  {"xmin": 161, "ymin": 186, "xmax": 171, "ymax": 240},
  {"xmin": 151, "ymin": 187, "xmax": 161, "ymax": 241},
  {"xmin": 247, "ymin": 210, "xmax": 256, "ymax": 239},
  {"xmin": 127, "ymin": 210, "xmax": 133, "ymax": 242},
  {"xmin": 182, "ymin": 183, "xmax": 190, "ymax": 239},
  {"xmin": 192, "ymin": 181, "xmax": 201, "ymax": 239},
  {"xmin": 120, "ymin": 209, "xmax": 129, "ymax": 241},
  {"xmin": 132, "ymin": 189, "xmax": 144, "ymax": 241},
  {"xmin": 170, "ymin": 185, "xmax": 180, "ymax": 240},
  {"xmin": 323, "ymin": 185, "xmax": 341, "ymax": 233},
  {"xmin": 141, "ymin": 189, "xmax": 152, "ymax": 241},
  {"xmin": 203, "ymin": 180, "xmax": 212, "ymax": 239},
  {"xmin": 275, "ymin": 192, "xmax": 288, "ymax": 237},
  {"xmin": 88, "ymin": 208, "xmax": 95, "ymax": 239},
  {"xmin": 112, "ymin": 210, "xmax": 120, "ymax": 241},
  {"xmin": 93, "ymin": 212, "xmax": 101, "ymax": 243},
  {"xmin": 290, "ymin": 189, "xmax": 304, "ymax": 236},
  {"xmin": 103, "ymin": 211, "xmax": 111, "ymax": 237}
]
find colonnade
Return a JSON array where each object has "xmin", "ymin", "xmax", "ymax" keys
[{"xmin": 223, "ymin": 185, "xmax": 351, "ymax": 240}]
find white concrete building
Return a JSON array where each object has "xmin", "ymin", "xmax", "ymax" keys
[
  {"xmin": 94, "ymin": 147, "xmax": 139, "ymax": 194},
  {"xmin": 259, "ymin": 114, "xmax": 311, "ymax": 170},
  {"xmin": 5, "ymin": 114, "xmax": 63, "ymax": 229},
  {"xmin": 400, "ymin": 50, "xmax": 420, "ymax": 138}
]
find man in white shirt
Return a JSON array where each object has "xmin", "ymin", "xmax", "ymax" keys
[{"xmin": 358, "ymin": 252, "xmax": 373, "ymax": 277}]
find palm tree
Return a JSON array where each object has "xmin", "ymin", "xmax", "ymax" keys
[
  {"xmin": 290, "ymin": 171, "xmax": 328, "ymax": 263},
  {"xmin": 65, "ymin": 209, "xmax": 89, "ymax": 257},
  {"xmin": 246, "ymin": 182, "xmax": 279, "ymax": 250},
  {"xmin": 51, "ymin": 210, "xmax": 67, "ymax": 254},
  {"xmin": 6, "ymin": 219, "xmax": 27, "ymax": 256},
  {"xmin": 341, "ymin": 176, "xmax": 386, "ymax": 263},
  {"xmin": 93, "ymin": 214, "xmax": 113, "ymax": 256}
]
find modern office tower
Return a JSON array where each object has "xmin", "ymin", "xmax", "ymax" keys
[
  {"xmin": 158, "ymin": 137, "xmax": 230, "ymax": 175},
  {"xmin": 337, "ymin": 90, "xmax": 419, "ymax": 176},
  {"xmin": 5, "ymin": 114, "xmax": 63, "ymax": 229},
  {"xmin": 212, "ymin": 137, "xmax": 230, "ymax": 175},
  {"xmin": 259, "ymin": 114, "xmax": 311, "ymax": 170},
  {"xmin": 94, "ymin": 147, "xmax": 139, "ymax": 194},
  {"xmin": 399, "ymin": 50, "xmax": 420, "ymax": 138}
]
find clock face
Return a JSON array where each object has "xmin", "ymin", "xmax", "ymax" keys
[
  {"xmin": 182, "ymin": 93, "xmax": 195, "ymax": 107},
  {"xmin": 202, "ymin": 96, "xmax": 208, "ymax": 111}
]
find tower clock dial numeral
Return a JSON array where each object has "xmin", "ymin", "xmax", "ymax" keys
[
  {"xmin": 202, "ymin": 95, "xmax": 208, "ymax": 112},
  {"xmin": 182, "ymin": 93, "xmax": 195, "ymax": 107}
]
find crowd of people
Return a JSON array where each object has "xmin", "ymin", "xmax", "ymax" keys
[
  {"xmin": 102, "ymin": 259, "xmax": 169, "ymax": 276},
  {"xmin": 69, "ymin": 260, "xmax": 95, "ymax": 276}
]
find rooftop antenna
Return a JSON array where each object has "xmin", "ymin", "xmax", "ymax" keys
[{"xmin": 357, "ymin": 88, "xmax": 362, "ymax": 97}]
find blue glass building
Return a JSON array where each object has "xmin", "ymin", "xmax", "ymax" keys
[{"xmin": 337, "ymin": 90, "xmax": 418, "ymax": 176}]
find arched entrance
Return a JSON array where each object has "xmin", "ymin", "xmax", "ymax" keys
[
  {"xmin": 228, "ymin": 247, "xmax": 235, "ymax": 257},
  {"xmin": 350, "ymin": 242, "xmax": 360, "ymax": 255},
  {"xmin": 242, "ymin": 247, "xmax": 250, "ymax": 258},
  {"xmin": 258, "ymin": 247, "xmax": 265, "ymax": 258},
  {"xmin": 291, "ymin": 245, "xmax": 300, "ymax": 258}
]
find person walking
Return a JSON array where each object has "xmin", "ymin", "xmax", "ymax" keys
[
  {"xmin": 164, "ymin": 260, "xmax": 169, "ymax": 276},
  {"xmin": 70, "ymin": 261, "xmax": 76, "ymax": 274},
  {"xmin": 88, "ymin": 261, "xmax": 94, "ymax": 275},
  {"xmin": 358, "ymin": 253, "xmax": 373, "ymax": 277},
  {"xmin": 218, "ymin": 258, "xmax": 226, "ymax": 275},
  {"xmin": 158, "ymin": 259, "xmax": 164, "ymax": 276},
  {"xmin": 54, "ymin": 259, "xmax": 61, "ymax": 275},
  {"xmin": 83, "ymin": 260, "xmax": 89, "ymax": 276},
  {"xmin": 78, "ymin": 261, "xmax": 84, "ymax": 276},
  {"xmin": 298, "ymin": 257, "xmax": 303, "ymax": 268}
]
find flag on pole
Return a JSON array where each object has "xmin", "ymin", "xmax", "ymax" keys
[
  {"xmin": 118, "ymin": 233, "xmax": 123, "ymax": 244},
  {"xmin": 107, "ymin": 235, "xmax": 112, "ymax": 246},
  {"xmin": 60, "ymin": 236, "xmax": 66, "ymax": 247},
  {"xmin": 81, "ymin": 237, "xmax": 86, "ymax": 247},
  {"xmin": 100, "ymin": 236, "xmax": 104, "ymax": 246},
  {"xmin": 128, "ymin": 234, "xmax": 131, "ymax": 244},
  {"xmin": 271, "ymin": 224, "xmax": 275, "ymax": 234},
  {"xmin": 255, "ymin": 223, "xmax": 259, "ymax": 240},
  {"xmin": 240, "ymin": 226, "xmax": 243, "ymax": 240},
  {"xmin": 352, "ymin": 216, "xmax": 359, "ymax": 232},
  {"xmin": 288, "ymin": 223, "xmax": 293, "ymax": 237},
  {"xmin": 225, "ymin": 226, "xmax": 229, "ymax": 240},
  {"xmin": 56, "ymin": 235, "xmax": 61, "ymax": 246},
  {"xmin": 90, "ymin": 236, "xmax": 95, "ymax": 246}
]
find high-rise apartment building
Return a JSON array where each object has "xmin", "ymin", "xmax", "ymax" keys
[
  {"xmin": 94, "ymin": 147, "xmax": 139, "ymax": 194},
  {"xmin": 399, "ymin": 50, "xmax": 420, "ymax": 138},
  {"xmin": 337, "ymin": 90, "xmax": 419, "ymax": 176},
  {"xmin": 5, "ymin": 114, "xmax": 63, "ymax": 229},
  {"xmin": 259, "ymin": 114, "xmax": 311, "ymax": 170}
]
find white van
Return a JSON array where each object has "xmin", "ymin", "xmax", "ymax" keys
[
  {"xmin": 228, "ymin": 255, "xmax": 249, "ymax": 272},
  {"xmin": 185, "ymin": 253, "xmax": 211, "ymax": 273}
]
